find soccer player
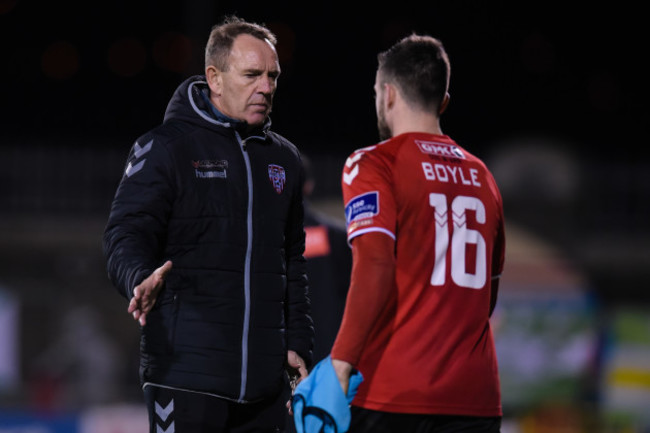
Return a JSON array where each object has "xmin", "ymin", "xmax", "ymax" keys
[{"xmin": 330, "ymin": 34, "xmax": 506, "ymax": 433}]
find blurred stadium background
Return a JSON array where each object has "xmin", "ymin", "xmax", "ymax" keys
[{"xmin": 1, "ymin": 1, "xmax": 649, "ymax": 432}]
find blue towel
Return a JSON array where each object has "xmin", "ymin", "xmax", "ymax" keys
[{"xmin": 292, "ymin": 355, "xmax": 363, "ymax": 433}]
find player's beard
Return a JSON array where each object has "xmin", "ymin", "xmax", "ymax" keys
[{"xmin": 376, "ymin": 98, "xmax": 392, "ymax": 141}]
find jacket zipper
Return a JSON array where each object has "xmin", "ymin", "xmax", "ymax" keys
[{"xmin": 237, "ymin": 133, "xmax": 254, "ymax": 402}]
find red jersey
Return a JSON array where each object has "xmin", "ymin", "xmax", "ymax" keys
[{"xmin": 336, "ymin": 132, "xmax": 505, "ymax": 416}]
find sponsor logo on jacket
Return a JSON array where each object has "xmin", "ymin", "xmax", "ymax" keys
[{"xmin": 193, "ymin": 159, "xmax": 228, "ymax": 179}]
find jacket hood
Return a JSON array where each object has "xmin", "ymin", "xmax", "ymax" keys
[{"xmin": 163, "ymin": 74, "xmax": 271, "ymax": 135}]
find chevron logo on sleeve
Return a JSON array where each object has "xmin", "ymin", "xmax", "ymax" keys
[{"xmin": 125, "ymin": 139, "xmax": 153, "ymax": 178}]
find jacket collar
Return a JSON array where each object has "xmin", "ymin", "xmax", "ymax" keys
[{"xmin": 196, "ymin": 84, "xmax": 270, "ymax": 139}]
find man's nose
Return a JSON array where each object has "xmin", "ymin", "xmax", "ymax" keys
[{"xmin": 258, "ymin": 76, "xmax": 276, "ymax": 94}]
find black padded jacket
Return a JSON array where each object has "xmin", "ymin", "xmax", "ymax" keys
[{"xmin": 103, "ymin": 75, "xmax": 314, "ymax": 403}]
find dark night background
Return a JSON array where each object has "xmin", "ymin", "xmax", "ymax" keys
[
  {"xmin": 0, "ymin": 0, "xmax": 649, "ymax": 428},
  {"xmin": 3, "ymin": 1, "xmax": 648, "ymax": 297},
  {"xmin": 3, "ymin": 1, "xmax": 648, "ymax": 157}
]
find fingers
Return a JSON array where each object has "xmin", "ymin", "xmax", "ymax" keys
[
  {"xmin": 129, "ymin": 303, "xmax": 147, "ymax": 326},
  {"xmin": 286, "ymin": 399, "xmax": 294, "ymax": 416},
  {"xmin": 156, "ymin": 260, "xmax": 173, "ymax": 279},
  {"xmin": 294, "ymin": 356, "xmax": 308, "ymax": 380},
  {"xmin": 297, "ymin": 362, "xmax": 308, "ymax": 380},
  {"xmin": 287, "ymin": 350, "xmax": 302, "ymax": 368},
  {"xmin": 129, "ymin": 293, "xmax": 150, "ymax": 326},
  {"xmin": 287, "ymin": 350, "xmax": 308, "ymax": 388},
  {"xmin": 126, "ymin": 261, "xmax": 172, "ymax": 326},
  {"xmin": 128, "ymin": 294, "xmax": 145, "ymax": 325},
  {"xmin": 127, "ymin": 291, "xmax": 140, "ymax": 314}
]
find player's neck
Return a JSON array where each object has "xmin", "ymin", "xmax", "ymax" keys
[{"xmin": 391, "ymin": 113, "xmax": 443, "ymax": 137}]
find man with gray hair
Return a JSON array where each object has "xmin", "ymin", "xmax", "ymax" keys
[{"xmin": 104, "ymin": 15, "xmax": 313, "ymax": 432}]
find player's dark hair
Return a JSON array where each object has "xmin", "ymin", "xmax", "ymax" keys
[
  {"xmin": 377, "ymin": 34, "xmax": 450, "ymax": 113},
  {"xmin": 205, "ymin": 15, "xmax": 277, "ymax": 71}
]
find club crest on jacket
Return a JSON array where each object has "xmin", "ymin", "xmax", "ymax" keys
[{"xmin": 268, "ymin": 164, "xmax": 286, "ymax": 194}]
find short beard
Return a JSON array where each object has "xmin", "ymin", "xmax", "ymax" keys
[{"xmin": 376, "ymin": 107, "xmax": 392, "ymax": 141}]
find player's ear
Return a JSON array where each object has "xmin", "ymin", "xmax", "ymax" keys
[
  {"xmin": 439, "ymin": 92, "xmax": 450, "ymax": 115},
  {"xmin": 384, "ymin": 83, "xmax": 397, "ymax": 109},
  {"xmin": 206, "ymin": 65, "xmax": 222, "ymax": 95}
]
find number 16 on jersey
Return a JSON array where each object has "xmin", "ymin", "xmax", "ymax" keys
[{"xmin": 429, "ymin": 193, "xmax": 487, "ymax": 290}]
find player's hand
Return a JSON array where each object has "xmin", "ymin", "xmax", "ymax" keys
[
  {"xmin": 128, "ymin": 260, "xmax": 172, "ymax": 326},
  {"xmin": 331, "ymin": 358, "xmax": 353, "ymax": 395},
  {"xmin": 285, "ymin": 350, "xmax": 308, "ymax": 415}
]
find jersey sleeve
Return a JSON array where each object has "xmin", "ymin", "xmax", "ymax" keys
[
  {"xmin": 330, "ymin": 232, "xmax": 395, "ymax": 365},
  {"xmin": 341, "ymin": 146, "xmax": 396, "ymax": 243}
]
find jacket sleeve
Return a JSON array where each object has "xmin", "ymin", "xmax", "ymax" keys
[
  {"xmin": 284, "ymin": 158, "xmax": 315, "ymax": 367},
  {"xmin": 102, "ymin": 135, "xmax": 175, "ymax": 300}
]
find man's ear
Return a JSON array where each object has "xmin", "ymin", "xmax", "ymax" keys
[
  {"xmin": 384, "ymin": 82, "xmax": 397, "ymax": 110},
  {"xmin": 439, "ymin": 92, "xmax": 450, "ymax": 115},
  {"xmin": 206, "ymin": 65, "xmax": 222, "ymax": 95}
]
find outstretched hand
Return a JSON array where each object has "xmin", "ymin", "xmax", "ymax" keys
[{"xmin": 128, "ymin": 260, "xmax": 172, "ymax": 326}]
